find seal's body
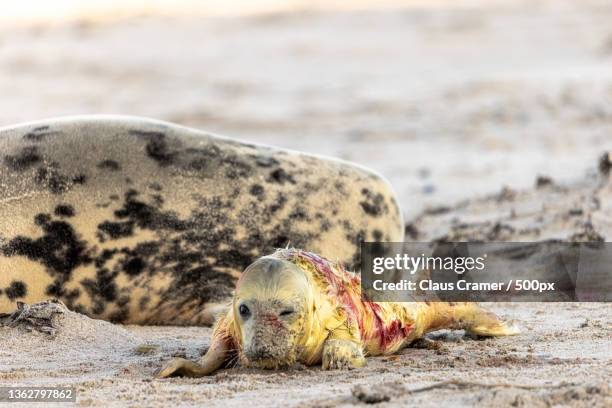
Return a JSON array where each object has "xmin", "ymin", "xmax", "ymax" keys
[
  {"xmin": 156, "ymin": 249, "xmax": 518, "ymax": 377},
  {"xmin": 0, "ymin": 117, "xmax": 403, "ymax": 325}
]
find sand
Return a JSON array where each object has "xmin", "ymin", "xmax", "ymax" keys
[
  {"xmin": 0, "ymin": 0, "xmax": 611, "ymax": 406},
  {"xmin": 0, "ymin": 300, "xmax": 609, "ymax": 407}
]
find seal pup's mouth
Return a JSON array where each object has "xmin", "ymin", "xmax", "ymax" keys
[{"xmin": 241, "ymin": 331, "xmax": 300, "ymax": 369}]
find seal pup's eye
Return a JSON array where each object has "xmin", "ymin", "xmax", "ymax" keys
[
  {"xmin": 238, "ymin": 304, "xmax": 250, "ymax": 317},
  {"xmin": 279, "ymin": 309, "xmax": 294, "ymax": 317}
]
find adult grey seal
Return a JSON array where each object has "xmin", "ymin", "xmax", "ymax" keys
[{"xmin": 0, "ymin": 116, "xmax": 403, "ymax": 325}]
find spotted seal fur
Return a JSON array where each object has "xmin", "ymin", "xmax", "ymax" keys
[
  {"xmin": 156, "ymin": 249, "xmax": 518, "ymax": 377},
  {"xmin": 0, "ymin": 116, "xmax": 403, "ymax": 325}
]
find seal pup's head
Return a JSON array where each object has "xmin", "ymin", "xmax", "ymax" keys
[{"xmin": 233, "ymin": 257, "xmax": 313, "ymax": 369}]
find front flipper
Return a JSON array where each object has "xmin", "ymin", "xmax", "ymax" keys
[
  {"xmin": 322, "ymin": 339, "xmax": 366, "ymax": 370},
  {"xmin": 155, "ymin": 357, "xmax": 216, "ymax": 378},
  {"xmin": 156, "ymin": 311, "xmax": 234, "ymax": 378}
]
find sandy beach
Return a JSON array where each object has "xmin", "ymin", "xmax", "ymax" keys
[{"xmin": 0, "ymin": 300, "xmax": 609, "ymax": 407}]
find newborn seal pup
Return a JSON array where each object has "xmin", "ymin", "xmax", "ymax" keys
[
  {"xmin": 156, "ymin": 249, "xmax": 518, "ymax": 377},
  {"xmin": 0, "ymin": 116, "xmax": 403, "ymax": 325}
]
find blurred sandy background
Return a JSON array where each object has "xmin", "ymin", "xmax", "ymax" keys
[{"xmin": 2, "ymin": 0, "xmax": 612, "ymax": 219}]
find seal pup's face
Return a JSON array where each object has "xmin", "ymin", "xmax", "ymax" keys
[{"xmin": 233, "ymin": 258, "xmax": 311, "ymax": 369}]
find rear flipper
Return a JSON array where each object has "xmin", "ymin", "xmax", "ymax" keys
[
  {"xmin": 424, "ymin": 302, "xmax": 519, "ymax": 337},
  {"xmin": 461, "ymin": 305, "xmax": 520, "ymax": 337}
]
